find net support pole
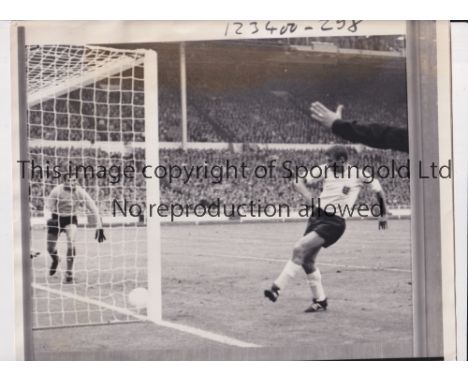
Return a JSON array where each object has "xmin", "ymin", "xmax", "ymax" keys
[
  {"xmin": 11, "ymin": 25, "xmax": 34, "ymax": 360},
  {"xmin": 406, "ymin": 21, "xmax": 444, "ymax": 358},
  {"xmin": 144, "ymin": 49, "xmax": 162, "ymax": 322},
  {"xmin": 180, "ymin": 42, "xmax": 188, "ymax": 151},
  {"xmin": 406, "ymin": 20, "xmax": 427, "ymax": 359}
]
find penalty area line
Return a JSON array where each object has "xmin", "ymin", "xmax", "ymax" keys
[
  {"xmin": 194, "ymin": 253, "xmax": 411, "ymax": 273},
  {"xmin": 31, "ymin": 283, "xmax": 260, "ymax": 348}
]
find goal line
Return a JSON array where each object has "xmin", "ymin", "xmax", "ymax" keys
[{"xmin": 31, "ymin": 283, "xmax": 260, "ymax": 348}]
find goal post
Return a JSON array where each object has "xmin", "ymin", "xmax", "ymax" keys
[
  {"xmin": 143, "ymin": 49, "xmax": 162, "ymax": 322},
  {"xmin": 26, "ymin": 44, "xmax": 161, "ymax": 328}
]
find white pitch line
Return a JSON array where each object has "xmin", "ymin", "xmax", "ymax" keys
[
  {"xmin": 194, "ymin": 253, "xmax": 411, "ymax": 273},
  {"xmin": 32, "ymin": 283, "xmax": 148, "ymax": 320},
  {"xmin": 32, "ymin": 283, "xmax": 260, "ymax": 348},
  {"xmin": 156, "ymin": 321, "xmax": 260, "ymax": 348}
]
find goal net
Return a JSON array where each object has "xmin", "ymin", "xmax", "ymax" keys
[{"xmin": 26, "ymin": 45, "xmax": 161, "ymax": 329}]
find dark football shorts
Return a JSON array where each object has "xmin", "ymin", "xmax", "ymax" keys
[
  {"xmin": 304, "ymin": 208, "xmax": 346, "ymax": 248},
  {"xmin": 47, "ymin": 214, "xmax": 78, "ymax": 235}
]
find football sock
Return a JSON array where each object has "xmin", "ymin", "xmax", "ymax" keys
[
  {"xmin": 274, "ymin": 260, "xmax": 303, "ymax": 290},
  {"xmin": 66, "ymin": 247, "xmax": 75, "ymax": 273},
  {"xmin": 306, "ymin": 268, "xmax": 326, "ymax": 301}
]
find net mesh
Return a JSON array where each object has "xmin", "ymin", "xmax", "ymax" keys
[{"xmin": 27, "ymin": 45, "xmax": 153, "ymax": 328}]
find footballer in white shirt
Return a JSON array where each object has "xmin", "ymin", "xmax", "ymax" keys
[
  {"xmin": 46, "ymin": 174, "xmax": 106, "ymax": 283},
  {"xmin": 264, "ymin": 145, "xmax": 388, "ymax": 312}
]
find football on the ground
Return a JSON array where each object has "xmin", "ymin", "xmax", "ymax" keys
[{"xmin": 128, "ymin": 287, "xmax": 148, "ymax": 309}]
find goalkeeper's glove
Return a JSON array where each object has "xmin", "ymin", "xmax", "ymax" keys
[
  {"xmin": 378, "ymin": 216, "xmax": 388, "ymax": 230},
  {"xmin": 95, "ymin": 228, "xmax": 106, "ymax": 243}
]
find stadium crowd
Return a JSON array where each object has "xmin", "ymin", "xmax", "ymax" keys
[
  {"xmin": 158, "ymin": 147, "xmax": 410, "ymax": 210},
  {"xmin": 29, "ymin": 76, "xmax": 407, "ymax": 146},
  {"xmin": 182, "ymin": 81, "xmax": 407, "ymax": 144},
  {"xmin": 28, "ymin": 85, "xmax": 146, "ymax": 143},
  {"xmin": 29, "ymin": 146, "xmax": 410, "ymax": 217}
]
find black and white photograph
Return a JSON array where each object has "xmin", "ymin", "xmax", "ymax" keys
[{"xmin": 6, "ymin": 20, "xmax": 457, "ymax": 361}]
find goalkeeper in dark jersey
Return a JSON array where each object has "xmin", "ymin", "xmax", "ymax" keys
[
  {"xmin": 310, "ymin": 102, "xmax": 409, "ymax": 153},
  {"xmin": 45, "ymin": 175, "xmax": 106, "ymax": 283}
]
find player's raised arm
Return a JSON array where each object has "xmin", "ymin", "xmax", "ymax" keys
[
  {"xmin": 292, "ymin": 177, "xmax": 313, "ymax": 200},
  {"xmin": 310, "ymin": 102, "xmax": 343, "ymax": 128},
  {"xmin": 293, "ymin": 165, "xmax": 323, "ymax": 200},
  {"xmin": 77, "ymin": 186, "xmax": 106, "ymax": 243},
  {"xmin": 310, "ymin": 101, "xmax": 409, "ymax": 152}
]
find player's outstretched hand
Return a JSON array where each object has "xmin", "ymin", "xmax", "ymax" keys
[
  {"xmin": 378, "ymin": 216, "xmax": 388, "ymax": 230},
  {"xmin": 310, "ymin": 102, "xmax": 344, "ymax": 128},
  {"xmin": 95, "ymin": 228, "xmax": 106, "ymax": 243}
]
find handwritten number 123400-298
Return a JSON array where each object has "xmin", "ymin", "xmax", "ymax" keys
[{"xmin": 224, "ymin": 21, "xmax": 363, "ymax": 37}]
